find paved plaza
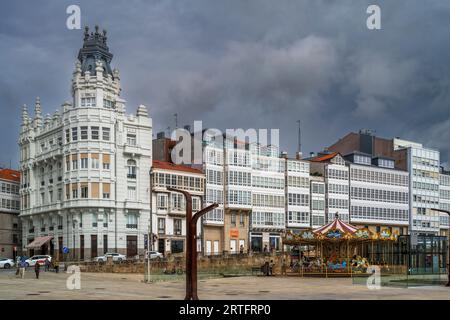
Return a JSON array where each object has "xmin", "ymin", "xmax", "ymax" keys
[{"xmin": 0, "ymin": 269, "xmax": 449, "ymax": 300}]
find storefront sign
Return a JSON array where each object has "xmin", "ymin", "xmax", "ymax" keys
[{"xmin": 230, "ymin": 229, "xmax": 239, "ymax": 238}]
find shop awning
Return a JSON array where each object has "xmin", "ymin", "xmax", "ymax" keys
[{"xmin": 26, "ymin": 236, "xmax": 53, "ymax": 249}]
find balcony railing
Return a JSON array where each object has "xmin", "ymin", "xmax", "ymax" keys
[
  {"xmin": 126, "ymin": 224, "xmax": 138, "ymax": 229},
  {"xmin": 127, "ymin": 174, "xmax": 136, "ymax": 179}
]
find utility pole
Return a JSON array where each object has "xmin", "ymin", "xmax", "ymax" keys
[
  {"xmin": 174, "ymin": 113, "xmax": 178, "ymax": 130},
  {"xmin": 146, "ymin": 169, "xmax": 153, "ymax": 283}
]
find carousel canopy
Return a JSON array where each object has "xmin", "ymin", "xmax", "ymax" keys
[{"xmin": 313, "ymin": 214, "xmax": 358, "ymax": 235}]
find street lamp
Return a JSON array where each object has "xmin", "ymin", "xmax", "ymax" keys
[
  {"xmin": 431, "ymin": 208, "xmax": 450, "ymax": 287},
  {"xmin": 167, "ymin": 187, "xmax": 218, "ymax": 300}
]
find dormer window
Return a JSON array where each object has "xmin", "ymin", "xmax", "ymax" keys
[
  {"xmin": 378, "ymin": 158, "xmax": 395, "ymax": 169},
  {"xmin": 354, "ymin": 154, "xmax": 371, "ymax": 165}
]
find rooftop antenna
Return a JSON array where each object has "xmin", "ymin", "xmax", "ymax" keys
[
  {"xmin": 174, "ymin": 113, "xmax": 178, "ymax": 129},
  {"xmin": 297, "ymin": 120, "xmax": 302, "ymax": 154}
]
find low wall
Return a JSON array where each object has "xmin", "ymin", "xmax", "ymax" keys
[{"xmin": 71, "ymin": 253, "xmax": 285, "ymax": 274}]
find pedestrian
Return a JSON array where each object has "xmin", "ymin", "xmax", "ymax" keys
[
  {"xmin": 44, "ymin": 258, "xmax": 50, "ymax": 272},
  {"xmin": 19, "ymin": 260, "xmax": 26, "ymax": 279},
  {"xmin": 34, "ymin": 261, "xmax": 40, "ymax": 279},
  {"xmin": 263, "ymin": 244, "xmax": 268, "ymax": 253},
  {"xmin": 53, "ymin": 258, "xmax": 60, "ymax": 273},
  {"xmin": 239, "ymin": 245, "xmax": 244, "ymax": 255}
]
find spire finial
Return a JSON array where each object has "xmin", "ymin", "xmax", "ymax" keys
[
  {"xmin": 34, "ymin": 97, "xmax": 42, "ymax": 117},
  {"xmin": 22, "ymin": 104, "xmax": 29, "ymax": 124},
  {"xmin": 95, "ymin": 25, "xmax": 99, "ymax": 35}
]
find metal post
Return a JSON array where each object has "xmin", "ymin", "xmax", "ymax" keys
[{"xmin": 168, "ymin": 187, "xmax": 218, "ymax": 300}]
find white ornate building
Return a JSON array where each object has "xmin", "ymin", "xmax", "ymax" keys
[{"xmin": 18, "ymin": 26, "xmax": 152, "ymax": 261}]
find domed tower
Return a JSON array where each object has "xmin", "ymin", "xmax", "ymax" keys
[{"xmin": 71, "ymin": 25, "xmax": 123, "ymax": 113}]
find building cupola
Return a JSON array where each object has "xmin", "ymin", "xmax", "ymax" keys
[{"xmin": 78, "ymin": 25, "xmax": 114, "ymax": 78}]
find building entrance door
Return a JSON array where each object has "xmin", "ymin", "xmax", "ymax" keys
[
  {"xmin": 91, "ymin": 235, "xmax": 98, "ymax": 259},
  {"xmin": 158, "ymin": 239, "xmax": 165, "ymax": 255},
  {"xmin": 206, "ymin": 241, "xmax": 212, "ymax": 255},
  {"xmin": 80, "ymin": 235, "xmax": 84, "ymax": 260},
  {"xmin": 230, "ymin": 240, "xmax": 237, "ymax": 253},
  {"xmin": 213, "ymin": 240, "xmax": 219, "ymax": 255},
  {"xmin": 126, "ymin": 236, "xmax": 138, "ymax": 257}
]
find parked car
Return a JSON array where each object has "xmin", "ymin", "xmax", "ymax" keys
[
  {"xmin": 148, "ymin": 251, "xmax": 163, "ymax": 259},
  {"xmin": 0, "ymin": 258, "xmax": 15, "ymax": 269},
  {"xmin": 24, "ymin": 255, "xmax": 52, "ymax": 267},
  {"xmin": 93, "ymin": 252, "xmax": 126, "ymax": 262}
]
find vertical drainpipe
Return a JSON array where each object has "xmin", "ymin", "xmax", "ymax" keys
[
  {"xmin": 149, "ymin": 168, "xmax": 153, "ymax": 253},
  {"xmin": 348, "ymin": 162, "xmax": 351, "ymax": 225},
  {"xmin": 114, "ymin": 121, "xmax": 118, "ymax": 252}
]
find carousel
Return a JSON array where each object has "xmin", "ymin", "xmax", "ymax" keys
[{"xmin": 283, "ymin": 214, "xmax": 399, "ymax": 276}]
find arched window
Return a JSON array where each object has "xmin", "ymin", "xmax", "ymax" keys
[{"xmin": 127, "ymin": 159, "xmax": 137, "ymax": 179}]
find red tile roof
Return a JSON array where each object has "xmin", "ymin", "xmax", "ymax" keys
[
  {"xmin": 310, "ymin": 152, "xmax": 339, "ymax": 162},
  {"xmin": 152, "ymin": 160, "xmax": 203, "ymax": 174},
  {"xmin": 0, "ymin": 168, "xmax": 20, "ymax": 182}
]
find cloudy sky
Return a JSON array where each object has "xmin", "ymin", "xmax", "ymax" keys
[{"xmin": 1, "ymin": 0, "xmax": 450, "ymax": 168}]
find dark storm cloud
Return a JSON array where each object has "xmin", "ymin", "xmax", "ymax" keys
[{"xmin": 1, "ymin": 0, "xmax": 450, "ymax": 167}]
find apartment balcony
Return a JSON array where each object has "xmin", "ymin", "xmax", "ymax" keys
[
  {"xmin": 126, "ymin": 224, "xmax": 138, "ymax": 229},
  {"xmin": 167, "ymin": 207, "xmax": 188, "ymax": 217},
  {"xmin": 123, "ymin": 144, "xmax": 142, "ymax": 156},
  {"xmin": 251, "ymin": 223, "xmax": 285, "ymax": 232}
]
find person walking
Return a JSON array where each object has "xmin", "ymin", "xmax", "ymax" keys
[
  {"xmin": 53, "ymin": 258, "xmax": 60, "ymax": 273},
  {"xmin": 44, "ymin": 258, "xmax": 50, "ymax": 272},
  {"xmin": 34, "ymin": 262, "xmax": 40, "ymax": 279},
  {"xmin": 19, "ymin": 260, "xmax": 26, "ymax": 279}
]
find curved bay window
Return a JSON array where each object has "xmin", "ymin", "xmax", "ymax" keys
[{"xmin": 127, "ymin": 159, "xmax": 137, "ymax": 179}]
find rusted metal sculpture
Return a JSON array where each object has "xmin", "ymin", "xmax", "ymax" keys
[
  {"xmin": 168, "ymin": 187, "xmax": 218, "ymax": 299},
  {"xmin": 432, "ymin": 208, "xmax": 450, "ymax": 287}
]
